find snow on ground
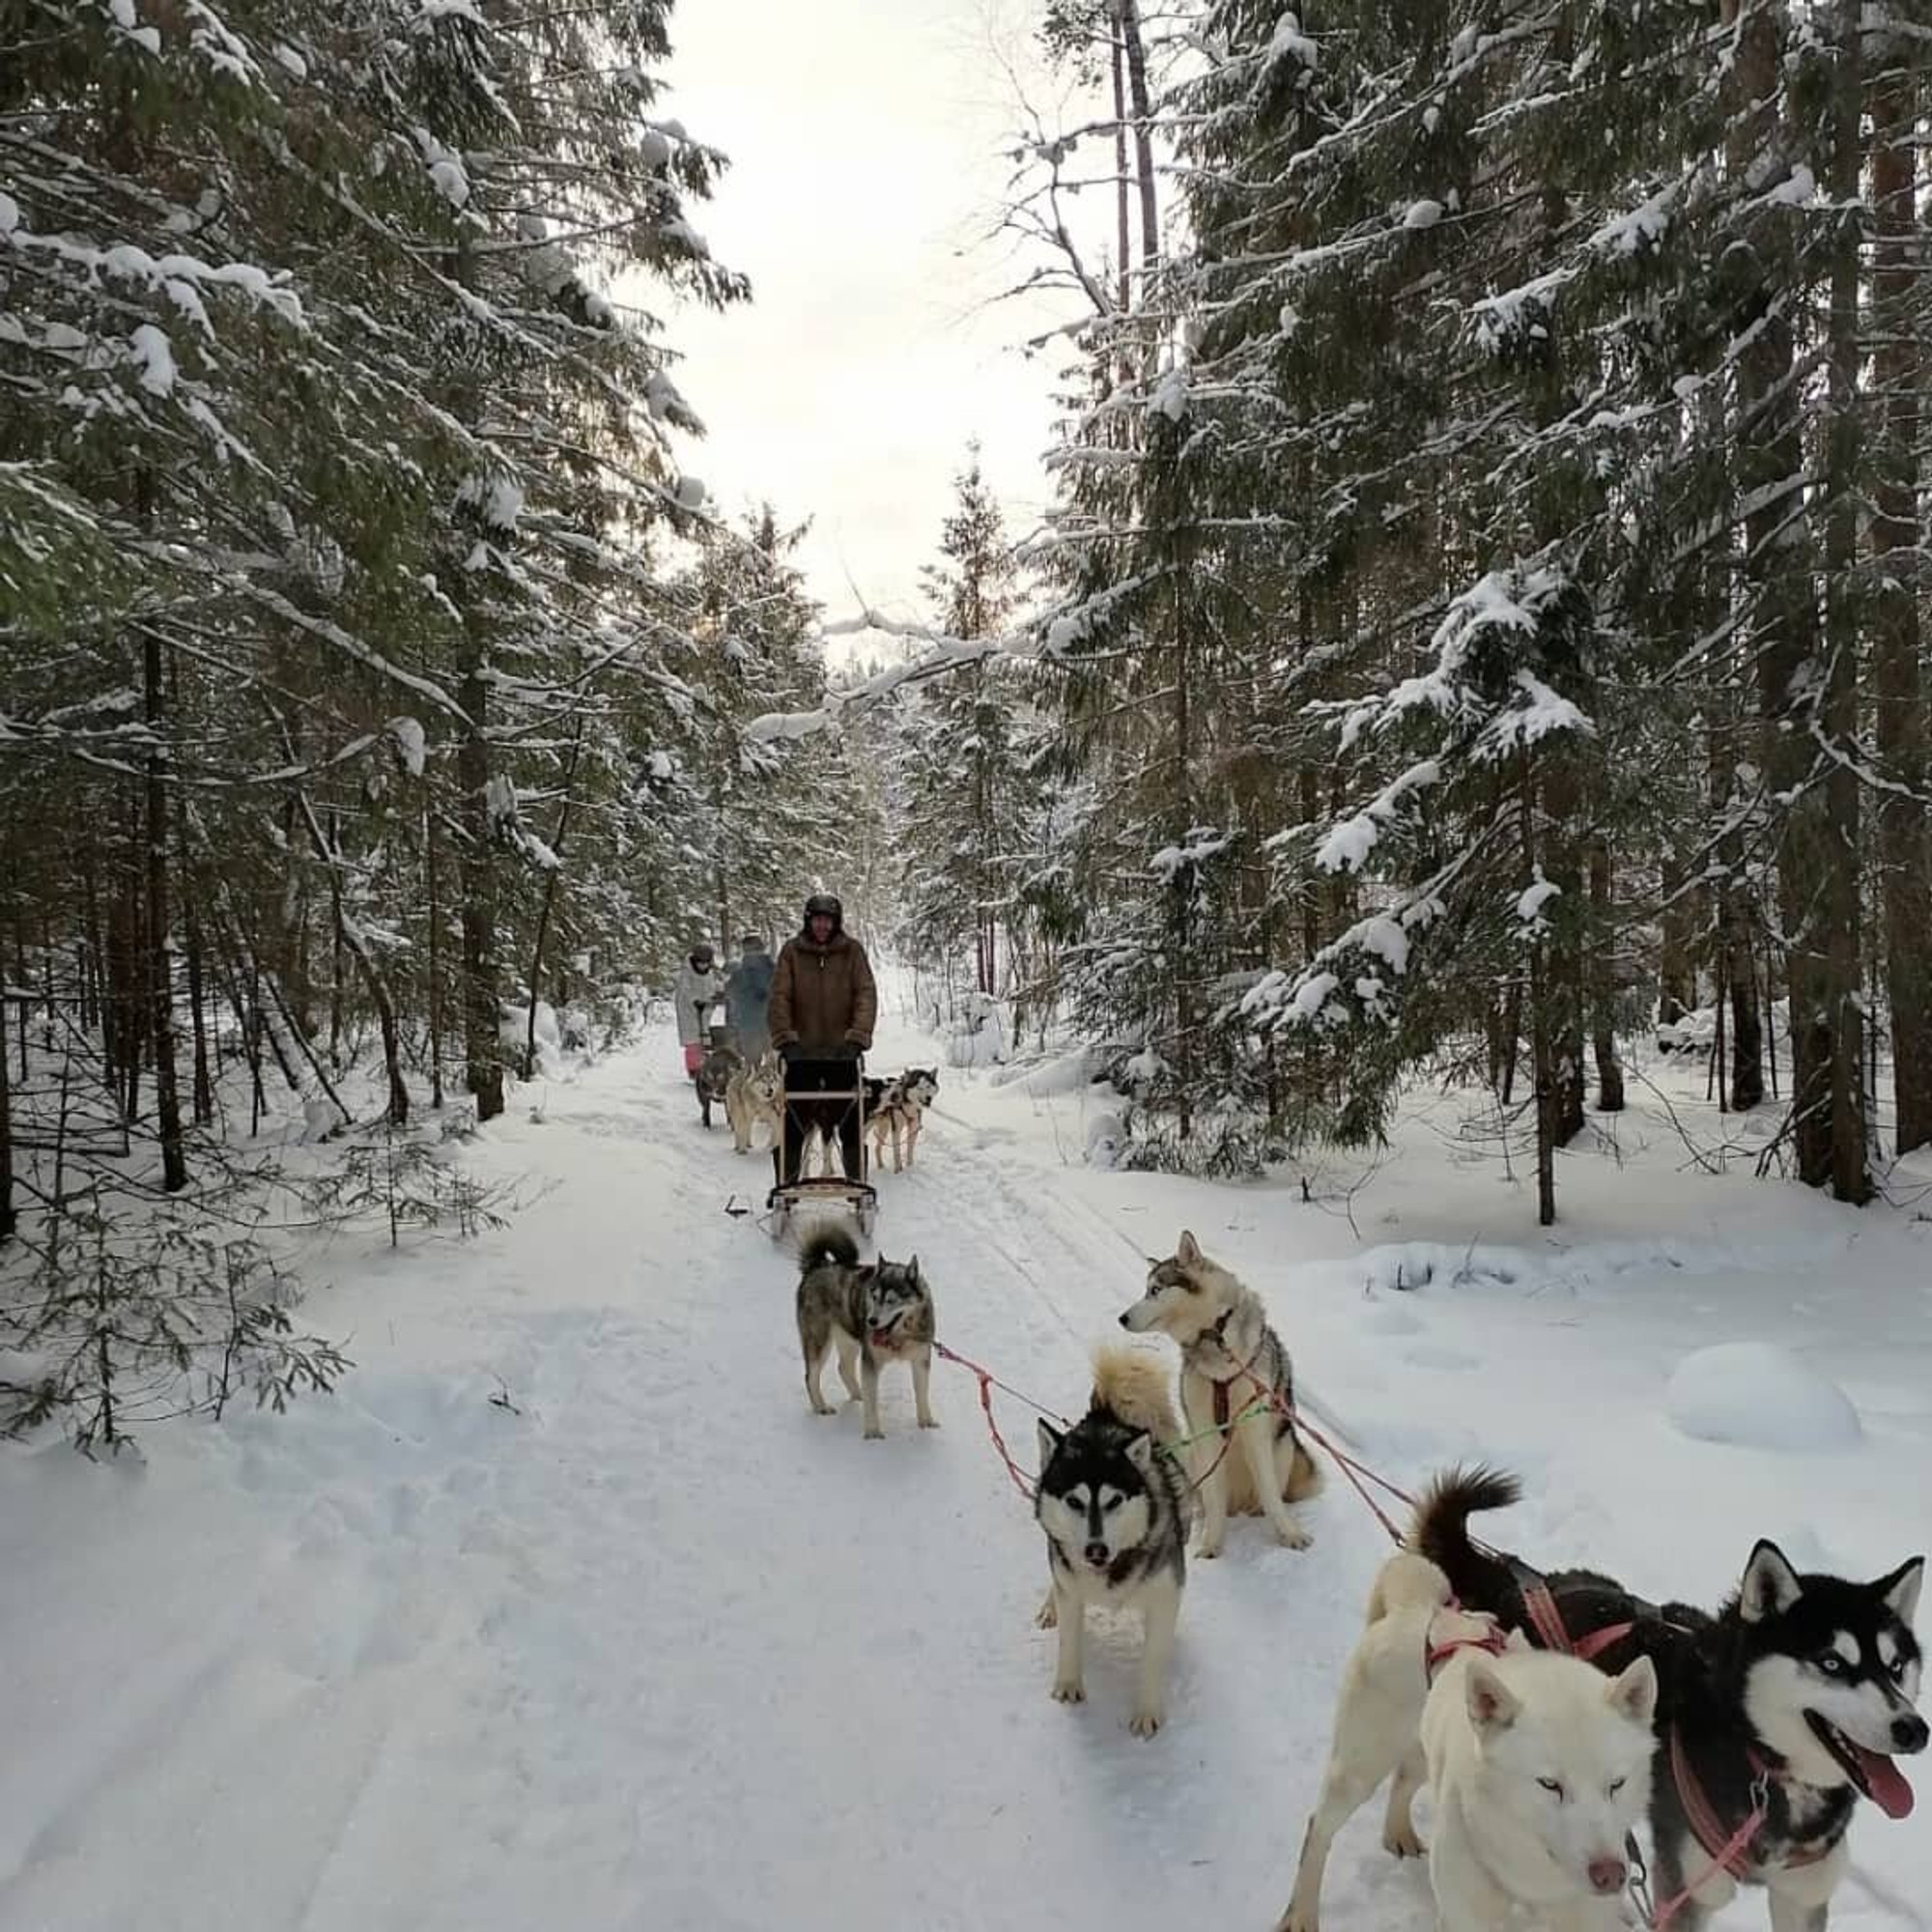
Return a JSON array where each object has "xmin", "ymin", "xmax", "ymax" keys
[{"xmin": 2, "ymin": 988, "xmax": 1930, "ymax": 1930}]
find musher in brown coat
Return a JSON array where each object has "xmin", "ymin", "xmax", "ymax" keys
[{"xmin": 767, "ymin": 893, "xmax": 878, "ymax": 1194}]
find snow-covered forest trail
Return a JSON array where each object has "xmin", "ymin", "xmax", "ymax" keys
[{"xmin": 3, "ymin": 1001, "xmax": 1929, "ymax": 1931}]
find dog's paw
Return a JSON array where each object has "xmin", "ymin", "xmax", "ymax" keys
[
  {"xmin": 863, "ymin": 1423, "xmax": 884, "ymax": 1440},
  {"xmin": 1050, "ymin": 1680, "xmax": 1085, "ymax": 1705},
  {"xmin": 1035, "ymin": 1596, "xmax": 1059, "ymax": 1631},
  {"xmin": 1381, "ymin": 1822, "xmax": 1425, "ymax": 1861},
  {"xmin": 917, "ymin": 1412, "xmax": 940, "ymax": 1430},
  {"xmin": 1276, "ymin": 1521, "xmax": 1314, "ymax": 1550},
  {"xmin": 1274, "ymin": 1911, "xmax": 1316, "ymax": 1932},
  {"xmin": 809, "ymin": 1399, "xmax": 838, "ymax": 1417},
  {"xmin": 1195, "ymin": 1538, "xmax": 1224, "ymax": 1560},
  {"xmin": 1127, "ymin": 1707, "xmax": 1165, "ymax": 1739}
]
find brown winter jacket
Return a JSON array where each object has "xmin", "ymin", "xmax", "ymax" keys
[{"xmin": 768, "ymin": 930, "xmax": 878, "ymax": 1055}]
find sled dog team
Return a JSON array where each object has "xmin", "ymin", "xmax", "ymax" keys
[{"xmin": 793, "ymin": 1225, "xmax": 1925, "ymax": 1932}]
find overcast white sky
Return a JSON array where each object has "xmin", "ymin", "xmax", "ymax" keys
[{"xmin": 659, "ymin": 0, "xmax": 1088, "ymax": 632}]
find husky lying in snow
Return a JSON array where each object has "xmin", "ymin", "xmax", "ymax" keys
[
  {"xmin": 1277, "ymin": 1551, "xmax": 1509, "ymax": 1931},
  {"xmin": 724, "ymin": 1051, "xmax": 784, "ymax": 1154},
  {"xmin": 794, "ymin": 1225, "xmax": 937, "ymax": 1439},
  {"xmin": 1420, "ymin": 1625, "xmax": 1658, "ymax": 1932},
  {"xmin": 1416, "ymin": 1467, "xmax": 1925, "ymax": 1931},
  {"xmin": 1035, "ymin": 1347, "xmax": 1192, "ymax": 1738},
  {"xmin": 1117, "ymin": 1231, "xmax": 1319, "ymax": 1557}
]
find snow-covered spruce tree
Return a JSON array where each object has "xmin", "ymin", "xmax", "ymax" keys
[
  {"xmin": 893, "ymin": 447, "xmax": 1035, "ymax": 1006},
  {"xmin": 674, "ymin": 506, "xmax": 865, "ymax": 953}
]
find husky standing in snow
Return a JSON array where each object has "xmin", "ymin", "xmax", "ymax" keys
[
  {"xmin": 794, "ymin": 1225, "xmax": 937, "ymax": 1439},
  {"xmin": 1277, "ymin": 1550, "xmax": 1510, "ymax": 1932},
  {"xmin": 866, "ymin": 1067, "xmax": 939, "ymax": 1174},
  {"xmin": 1417, "ymin": 1467, "xmax": 1927, "ymax": 1930},
  {"xmin": 1420, "ymin": 1628, "xmax": 1659, "ymax": 1932},
  {"xmin": 1034, "ymin": 1348, "xmax": 1193, "ymax": 1738},
  {"xmin": 1117, "ymin": 1230, "xmax": 1320, "ymax": 1557},
  {"xmin": 724, "ymin": 1050, "xmax": 784, "ymax": 1155}
]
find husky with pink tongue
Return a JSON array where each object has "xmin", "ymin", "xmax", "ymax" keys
[{"xmin": 1415, "ymin": 1469, "xmax": 1924, "ymax": 1931}]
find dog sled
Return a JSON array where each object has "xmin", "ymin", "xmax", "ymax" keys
[{"xmin": 765, "ymin": 1056, "xmax": 877, "ymax": 1242}]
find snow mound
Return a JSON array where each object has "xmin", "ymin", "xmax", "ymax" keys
[{"xmin": 1665, "ymin": 1343, "xmax": 1862, "ymax": 1453}]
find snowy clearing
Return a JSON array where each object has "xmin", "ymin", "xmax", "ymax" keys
[{"xmin": 2, "ymin": 995, "xmax": 1929, "ymax": 1931}]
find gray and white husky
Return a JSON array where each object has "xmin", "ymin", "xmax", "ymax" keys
[
  {"xmin": 794, "ymin": 1225, "xmax": 937, "ymax": 1439},
  {"xmin": 725, "ymin": 1050, "xmax": 784, "ymax": 1154},
  {"xmin": 1118, "ymin": 1230, "xmax": 1320, "ymax": 1557},
  {"xmin": 1035, "ymin": 1347, "xmax": 1193, "ymax": 1738}
]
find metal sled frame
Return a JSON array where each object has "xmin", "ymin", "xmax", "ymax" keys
[{"xmin": 768, "ymin": 1065, "xmax": 877, "ymax": 1240}]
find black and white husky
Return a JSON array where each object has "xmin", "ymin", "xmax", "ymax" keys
[
  {"xmin": 866, "ymin": 1067, "xmax": 939, "ymax": 1174},
  {"xmin": 1417, "ymin": 1468, "xmax": 1925, "ymax": 1930},
  {"xmin": 1035, "ymin": 1348, "xmax": 1192, "ymax": 1738},
  {"xmin": 794, "ymin": 1226, "xmax": 937, "ymax": 1439}
]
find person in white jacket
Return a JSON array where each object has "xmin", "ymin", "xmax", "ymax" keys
[{"xmin": 671, "ymin": 944, "xmax": 724, "ymax": 1077}]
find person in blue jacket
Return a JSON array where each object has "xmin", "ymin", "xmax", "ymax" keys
[{"xmin": 723, "ymin": 933, "xmax": 775, "ymax": 1061}]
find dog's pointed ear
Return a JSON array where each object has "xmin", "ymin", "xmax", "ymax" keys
[
  {"xmin": 1878, "ymin": 1556, "xmax": 1925, "ymax": 1628},
  {"xmin": 1605, "ymin": 1654, "xmax": 1659, "ymax": 1728},
  {"xmin": 1037, "ymin": 1418, "xmax": 1064, "ymax": 1468},
  {"xmin": 1124, "ymin": 1430, "xmax": 1155, "ymax": 1477},
  {"xmin": 1740, "ymin": 1541, "xmax": 1804, "ymax": 1623},
  {"xmin": 1502, "ymin": 1627, "xmax": 1533, "ymax": 1655},
  {"xmin": 1464, "ymin": 1662, "xmax": 1520, "ymax": 1733},
  {"xmin": 1177, "ymin": 1230, "xmax": 1203, "ymax": 1266},
  {"xmin": 906, "ymin": 1254, "xmax": 921, "ymax": 1282}
]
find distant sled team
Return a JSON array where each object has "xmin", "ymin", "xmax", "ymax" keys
[{"xmin": 701, "ymin": 899, "xmax": 1925, "ymax": 1931}]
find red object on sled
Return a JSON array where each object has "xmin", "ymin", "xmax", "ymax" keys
[{"xmin": 683, "ymin": 1041, "xmax": 705, "ymax": 1075}]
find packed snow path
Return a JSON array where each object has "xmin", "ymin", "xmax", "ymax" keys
[{"xmin": 3, "ymin": 1007, "xmax": 1929, "ymax": 1930}]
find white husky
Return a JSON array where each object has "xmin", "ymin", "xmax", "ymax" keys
[
  {"xmin": 1277, "ymin": 1551, "xmax": 1508, "ymax": 1932},
  {"xmin": 1422, "ymin": 1638, "xmax": 1658, "ymax": 1932}
]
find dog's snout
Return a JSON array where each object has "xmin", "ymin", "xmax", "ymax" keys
[
  {"xmin": 1117, "ymin": 1312, "xmax": 1131, "ymax": 1329},
  {"xmin": 1585, "ymin": 1858, "xmax": 1626, "ymax": 1896},
  {"xmin": 1893, "ymin": 1713, "xmax": 1929, "ymax": 1753},
  {"xmin": 1084, "ymin": 1541, "xmax": 1109, "ymax": 1566}
]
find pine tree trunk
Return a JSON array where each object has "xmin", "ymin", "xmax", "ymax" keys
[
  {"xmin": 1817, "ymin": 0, "xmax": 1868, "ymax": 1200},
  {"xmin": 1520, "ymin": 746, "xmax": 1557, "ymax": 1226},
  {"xmin": 1111, "ymin": 24, "xmax": 1131, "ymax": 312},
  {"xmin": 1116, "ymin": 0, "xmax": 1157, "ymax": 272},
  {"xmin": 525, "ymin": 727, "xmax": 583, "ymax": 1081},
  {"xmin": 458, "ymin": 657, "xmax": 503, "ymax": 1120},
  {"xmin": 1730, "ymin": 0, "xmax": 1834, "ymax": 1188},
  {"xmin": 0, "ymin": 986, "xmax": 14, "ymax": 1241},
  {"xmin": 141, "ymin": 628, "xmax": 187, "ymax": 1192},
  {"xmin": 453, "ymin": 231, "xmax": 504, "ymax": 1124},
  {"xmin": 1588, "ymin": 838, "xmax": 1624, "ymax": 1112},
  {"xmin": 425, "ymin": 803, "xmax": 445, "ymax": 1111},
  {"xmin": 181, "ymin": 848, "xmax": 214, "ymax": 1127},
  {"xmin": 1871, "ymin": 56, "xmax": 1932, "ymax": 1154}
]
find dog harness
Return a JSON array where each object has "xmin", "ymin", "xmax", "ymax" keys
[
  {"xmin": 1424, "ymin": 1606, "xmax": 1509, "ymax": 1684},
  {"xmin": 1510, "ymin": 1558, "xmax": 1636, "ymax": 1662}
]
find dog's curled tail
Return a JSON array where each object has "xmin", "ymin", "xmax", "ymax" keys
[
  {"xmin": 1090, "ymin": 1345, "xmax": 1181, "ymax": 1443},
  {"xmin": 797, "ymin": 1223, "xmax": 861, "ymax": 1276},
  {"xmin": 1285, "ymin": 1433, "xmax": 1322, "ymax": 1501},
  {"xmin": 1410, "ymin": 1464, "xmax": 1521, "ymax": 1605}
]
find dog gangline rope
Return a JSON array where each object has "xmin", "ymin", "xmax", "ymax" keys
[{"xmin": 928, "ymin": 1336, "xmax": 1413, "ymax": 1542}]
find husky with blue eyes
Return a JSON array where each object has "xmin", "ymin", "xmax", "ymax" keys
[
  {"xmin": 1422, "ymin": 1637, "xmax": 1660, "ymax": 1932},
  {"xmin": 1034, "ymin": 1348, "xmax": 1193, "ymax": 1738}
]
